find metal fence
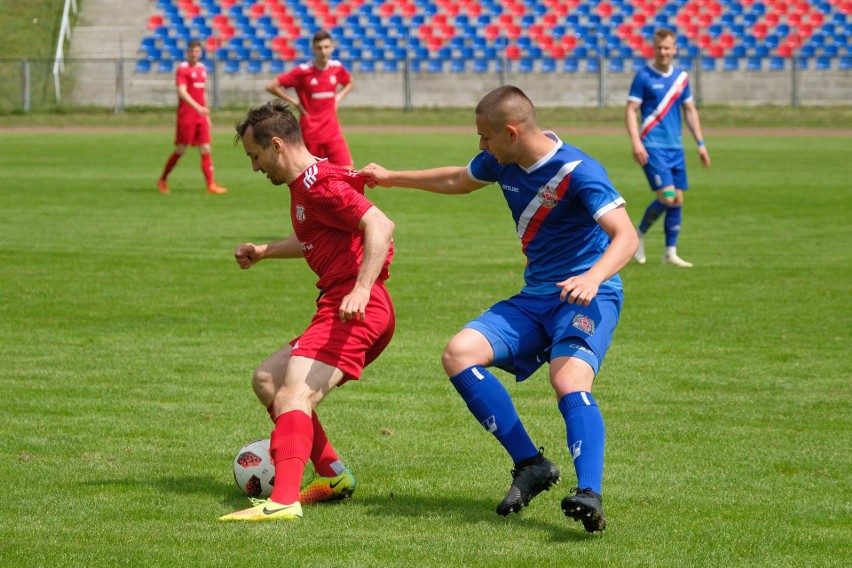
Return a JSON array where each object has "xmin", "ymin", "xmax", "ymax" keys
[{"xmin": 1, "ymin": 57, "xmax": 850, "ymax": 113}]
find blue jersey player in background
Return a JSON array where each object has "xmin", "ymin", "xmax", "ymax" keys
[
  {"xmin": 361, "ymin": 86, "xmax": 638, "ymax": 533},
  {"xmin": 626, "ymin": 28, "xmax": 711, "ymax": 268}
]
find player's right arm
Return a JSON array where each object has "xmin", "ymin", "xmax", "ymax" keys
[
  {"xmin": 359, "ymin": 163, "xmax": 485, "ymax": 195},
  {"xmin": 625, "ymin": 100, "xmax": 647, "ymax": 166},
  {"xmin": 235, "ymin": 234, "xmax": 304, "ymax": 269},
  {"xmin": 265, "ymin": 79, "xmax": 305, "ymax": 114},
  {"xmin": 177, "ymin": 84, "xmax": 208, "ymax": 116}
]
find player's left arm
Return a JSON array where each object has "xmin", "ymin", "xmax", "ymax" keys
[
  {"xmin": 557, "ymin": 205, "xmax": 639, "ymax": 306},
  {"xmin": 683, "ymin": 101, "xmax": 710, "ymax": 168},
  {"xmin": 338, "ymin": 206, "xmax": 395, "ymax": 322},
  {"xmin": 335, "ymin": 79, "xmax": 354, "ymax": 110}
]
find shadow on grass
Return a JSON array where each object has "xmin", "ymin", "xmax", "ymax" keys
[{"xmin": 355, "ymin": 492, "xmax": 593, "ymax": 542}]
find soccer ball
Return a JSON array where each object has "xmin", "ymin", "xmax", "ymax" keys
[{"xmin": 232, "ymin": 439, "xmax": 275, "ymax": 498}]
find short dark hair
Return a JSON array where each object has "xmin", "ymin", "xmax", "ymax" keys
[
  {"xmin": 312, "ymin": 29, "xmax": 332, "ymax": 45},
  {"xmin": 187, "ymin": 39, "xmax": 203, "ymax": 51},
  {"xmin": 475, "ymin": 85, "xmax": 537, "ymax": 130},
  {"xmin": 234, "ymin": 99, "xmax": 304, "ymax": 148},
  {"xmin": 654, "ymin": 28, "xmax": 676, "ymax": 42}
]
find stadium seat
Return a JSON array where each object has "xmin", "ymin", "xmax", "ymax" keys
[
  {"xmin": 746, "ymin": 56, "xmax": 763, "ymax": 71},
  {"xmin": 157, "ymin": 59, "xmax": 174, "ymax": 73},
  {"xmin": 269, "ymin": 59, "xmax": 285, "ymax": 74},
  {"xmin": 769, "ymin": 56, "xmax": 785, "ymax": 71},
  {"xmin": 134, "ymin": 59, "xmax": 152, "ymax": 73},
  {"xmin": 247, "ymin": 59, "xmax": 263, "ymax": 73},
  {"xmin": 224, "ymin": 59, "xmax": 240, "ymax": 73},
  {"xmin": 723, "ymin": 56, "xmax": 740, "ymax": 71}
]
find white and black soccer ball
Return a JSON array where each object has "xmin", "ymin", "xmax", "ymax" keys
[{"xmin": 233, "ymin": 439, "xmax": 275, "ymax": 498}]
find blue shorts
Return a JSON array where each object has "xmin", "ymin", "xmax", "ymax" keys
[
  {"xmin": 463, "ymin": 286, "xmax": 623, "ymax": 382},
  {"xmin": 642, "ymin": 147, "xmax": 688, "ymax": 191}
]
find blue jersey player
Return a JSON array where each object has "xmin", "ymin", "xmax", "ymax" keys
[
  {"xmin": 626, "ymin": 28, "xmax": 711, "ymax": 268},
  {"xmin": 361, "ymin": 86, "xmax": 638, "ymax": 533}
]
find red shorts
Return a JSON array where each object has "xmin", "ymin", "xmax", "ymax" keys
[
  {"xmin": 290, "ymin": 280, "xmax": 395, "ymax": 382},
  {"xmin": 175, "ymin": 119, "xmax": 210, "ymax": 146},
  {"xmin": 304, "ymin": 131, "xmax": 353, "ymax": 167}
]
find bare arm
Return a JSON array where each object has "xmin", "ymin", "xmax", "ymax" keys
[
  {"xmin": 177, "ymin": 84, "xmax": 208, "ymax": 116},
  {"xmin": 683, "ymin": 101, "xmax": 711, "ymax": 168},
  {"xmin": 625, "ymin": 100, "xmax": 647, "ymax": 166},
  {"xmin": 234, "ymin": 234, "xmax": 304, "ymax": 269},
  {"xmin": 266, "ymin": 79, "xmax": 305, "ymax": 113},
  {"xmin": 338, "ymin": 206, "xmax": 395, "ymax": 321},
  {"xmin": 556, "ymin": 205, "xmax": 639, "ymax": 306},
  {"xmin": 335, "ymin": 80, "xmax": 354, "ymax": 109},
  {"xmin": 359, "ymin": 163, "xmax": 486, "ymax": 195}
]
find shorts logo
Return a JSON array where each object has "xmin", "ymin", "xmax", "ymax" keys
[
  {"xmin": 654, "ymin": 174, "xmax": 663, "ymax": 188},
  {"xmin": 537, "ymin": 184, "xmax": 558, "ymax": 209},
  {"xmin": 482, "ymin": 415, "xmax": 497, "ymax": 433},
  {"xmin": 295, "ymin": 205, "xmax": 305, "ymax": 222},
  {"xmin": 572, "ymin": 314, "xmax": 595, "ymax": 335}
]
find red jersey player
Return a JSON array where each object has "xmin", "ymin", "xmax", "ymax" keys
[
  {"xmin": 220, "ymin": 100, "xmax": 396, "ymax": 522},
  {"xmin": 157, "ymin": 40, "xmax": 227, "ymax": 194},
  {"xmin": 265, "ymin": 30, "xmax": 354, "ymax": 168}
]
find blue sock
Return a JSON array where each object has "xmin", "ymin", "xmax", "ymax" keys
[
  {"xmin": 558, "ymin": 392, "xmax": 605, "ymax": 494},
  {"xmin": 638, "ymin": 199, "xmax": 667, "ymax": 233},
  {"xmin": 664, "ymin": 205, "xmax": 683, "ymax": 247},
  {"xmin": 450, "ymin": 366, "xmax": 538, "ymax": 464}
]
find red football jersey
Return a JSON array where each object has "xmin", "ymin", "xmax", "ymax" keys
[
  {"xmin": 175, "ymin": 61, "xmax": 207, "ymax": 122},
  {"xmin": 276, "ymin": 60, "xmax": 351, "ymax": 142},
  {"xmin": 288, "ymin": 160, "xmax": 392, "ymax": 291}
]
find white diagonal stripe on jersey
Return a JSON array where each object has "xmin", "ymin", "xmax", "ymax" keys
[
  {"xmin": 303, "ymin": 164, "xmax": 318, "ymax": 187},
  {"xmin": 516, "ymin": 160, "xmax": 582, "ymax": 239},
  {"xmin": 640, "ymin": 71, "xmax": 688, "ymax": 138}
]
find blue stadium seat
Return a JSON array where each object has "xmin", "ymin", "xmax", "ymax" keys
[
  {"xmin": 701, "ymin": 56, "xmax": 716, "ymax": 71},
  {"xmin": 840, "ymin": 56, "xmax": 852, "ymax": 70},
  {"xmin": 608, "ymin": 57, "xmax": 624, "ymax": 72},
  {"xmin": 632, "ymin": 57, "xmax": 647, "ymax": 71},
  {"xmin": 541, "ymin": 57, "xmax": 557, "ymax": 72},
  {"xmin": 586, "ymin": 57, "xmax": 600, "ymax": 72},
  {"xmin": 134, "ymin": 59, "xmax": 151, "ymax": 73},
  {"xmin": 451, "ymin": 59, "xmax": 467, "ymax": 72},
  {"xmin": 382, "ymin": 60, "xmax": 399, "ymax": 72},
  {"xmin": 157, "ymin": 59, "xmax": 174, "ymax": 73},
  {"xmin": 247, "ymin": 59, "xmax": 263, "ymax": 73},
  {"xmin": 360, "ymin": 59, "xmax": 376, "ymax": 72},
  {"xmin": 746, "ymin": 56, "xmax": 763, "ymax": 71},
  {"xmin": 269, "ymin": 59, "xmax": 285, "ymax": 74},
  {"xmin": 518, "ymin": 58, "xmax": 535, "ymax": 72},
  {"xmin": 427, "ymin": 59, "xmax": 444, "ymax": 72},
  {"xmin": 768, "ymin": 56, "xmax": 785, "ymax": 71},
  {"xmin": 224, "ymin": 59, "xmax": 240, "ymax": 73},
  {"xmin": 815, "ymin": 56, "xmax": 832, "ymax": 70},
  {"xmin": 723, "ymin": 56, "xmax": 740, "ymax": 71},
  {"xmin": 473, "ymin": 58, "xmax": 490, "ymax": 72}
]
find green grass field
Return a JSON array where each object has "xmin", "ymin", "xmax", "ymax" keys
[{"xmin": 1, "ymin": 121, "xmax": 850, "ymax": 567}]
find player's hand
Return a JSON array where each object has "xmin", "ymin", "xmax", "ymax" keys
[
  {"xmin": 198, "ymin": 105, "xmax": 210, "ymax": 116},
  {"xmin": 359, "ymin": 163, "xmax": 390, "ymax": 189},
  {"xmin": 631, "ymin": 143, "xmax": 649, "ymax": 166},
  {"xmin": 234, "ymin": 243, "xmax": 266, "ymax": 269},
  {"xmin": 557, "ymin": 274, "xmax": 600, "ymax": 307},
  {"xmin": 698, "ymin": 146, "xmax": 711, "ymax": 168},
  {"xmin": 339, "ymin": 286, "xmax": 371, "ymax": 322}
]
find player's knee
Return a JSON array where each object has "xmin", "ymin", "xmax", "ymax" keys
[{"xmin": 252, "ymin": 367, "xmax": 275, "ymax": 398}]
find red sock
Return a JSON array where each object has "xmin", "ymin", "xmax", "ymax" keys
[
  {"xmin": 160, "ymin": 152, "xmax": 181, "ymax": 180},
  {"xmin": 269, "ymin": 410, "xmax": 313, "ymax": 505},
  {"xmin": 311, "ymin": 411, "xmax": 341, "ymax": 477},
  {"xmin": 201, "ymin": 153, "xmax": 214, "ymax": 186}
]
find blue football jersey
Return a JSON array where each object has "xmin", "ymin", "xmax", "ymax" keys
[
  {"xmin": 467, "ymin": 133, "xmax": 626, "ymax": 295},
  {"xmin": 628, "ymin": 64, "xmax": 693, "ymax": 149}
]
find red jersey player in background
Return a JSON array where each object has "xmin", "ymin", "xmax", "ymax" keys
[
  {"xmin": 219, "ymin": 100, "xmax": 396, "ymax": 522},
  {"xmin": 157, "ymin": 40, "xmax": 228, "ymax": 194},
  {"xmin": 265, "ymin": 30, "xmax": 355, "ymax": 169}
]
